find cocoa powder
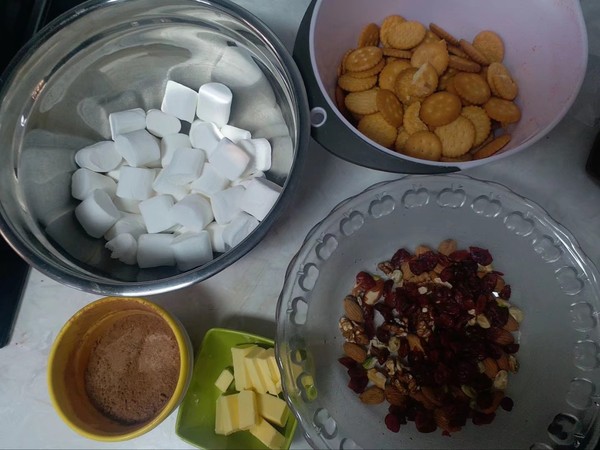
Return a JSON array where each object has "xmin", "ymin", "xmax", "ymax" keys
[{"xmin": 84, "ymin": 313, "xmax": 180, "ymax": 425}]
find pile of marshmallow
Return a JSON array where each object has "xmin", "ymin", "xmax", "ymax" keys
[{"xmin": 72, "ymin": 80, "xmax": 282, "ymax": 270}]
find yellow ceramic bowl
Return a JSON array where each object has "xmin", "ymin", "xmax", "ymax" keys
[{"xmin": 47, "ymin": 296, "xmax": 193, "ymax": 441}]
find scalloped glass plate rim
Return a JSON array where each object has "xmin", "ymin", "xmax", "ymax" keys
[{"xmin": 275, "ymin": 173, "xmax": 600, "ymax": 450}]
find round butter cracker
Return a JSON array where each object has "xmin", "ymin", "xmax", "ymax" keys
[
  {"xmin": 404, "ymin": 130, "xmax": 443, "ymax": 161},
  {"xmin": 345, "ymin": 46, "xmax": 383, "ymax": 72},
  {"xmin": 357, "ymin": 112, "xmax": 398, "ymax": 148},
  {"xmin": 420, "ymin": 91, "xmax": 462, "ymax": 127},
  {"xmin": 473, "ymin": 30, "xmax": 505, "ymax": 63},
  {"xmin": 434, "ymin": 115, "xmax": 475, "ymax": 157},
  {"xmin": 358, "ymin": 23, "xmax": 381, "ymax": 47},
  {"xmin": 376, "ymin": 89, "xmax": 404, "ymax": 128}
]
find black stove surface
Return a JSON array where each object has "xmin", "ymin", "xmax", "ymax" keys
[{"xmin": 0, "ymin": 0, "xmax": 87, "ymax": 348}]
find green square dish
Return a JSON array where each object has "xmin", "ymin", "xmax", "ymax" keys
[{"xmin": 175, "ymin": 328, "xmax": 297, "ymax": 449}]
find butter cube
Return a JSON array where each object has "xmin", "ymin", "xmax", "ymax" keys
[
  {"xmin": 257, "ymin": 393, "xmax": 289, "ymax": 427},
  {"xmin": 214, "ymin": 368, "xmax": 234, "ymax": 392},
  {"xmin": 255, "ymin": 349, "xmax": 280, "ymax": 395},
  {"xmin": 244, "ymin": 347, "xmax": 268, "ymax": 394},
  {"xmin": 231, "ymin": 345, "xmax": 256, "ymax": 391},
  {"xmin": 237, "ymin": 389, "xmax": 259, "ymax": 430},
  {"xmin": 215, "ymin": 394, "xmax": 239, "ymax": 435},
  {"xmin": 263, "ymin": 347, "xmax": 281, "ymax": 385},
  {"xmin": 250, "ymin": 418, "xmax": 286, "ymax": 450}
]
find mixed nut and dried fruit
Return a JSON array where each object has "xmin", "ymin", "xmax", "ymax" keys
[{"xmin": 338, "ymin": 239, "xmax": 522, "ymax": 435}]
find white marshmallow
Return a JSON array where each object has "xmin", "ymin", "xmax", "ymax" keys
[
  {"xmin": 171, "ymin": 194, "xmax": 214, "ymax": 231},
  {"xmin": 209, "ymin": 138, "xmax": 251, "ymax": 181},
  {"xmin": 232, "ymin": 170, "xmax": 265, "ymax": 188},
  {"xmin": 210, "ymin": 185, "xmax": 245, "ymax": 224},
  {"xmin": 240, "ymin": 177, "xmax": 282, "ymax": 221},
  {"xmin": 160, "ymin": 133, "xmax": 191, "ymax": 167},
  {"xmin": 220, "ymin": 124, "xmax": 251, "ymax": 143},
  {"xmin": 189, "ymin": 120, "xmax": 223, "ymax": 156},
  {"xmin": 145, "ymin": 109, "xmax": 181, "ymax": 138},
  {"xmin": 107, "ymin": 161, "xmax": 126, "ymax": 181},
  {"xmin": 105, "ymin": 233, "xmax": 138, "ymax": 265},
  {"xmin": 238, "ymin": 138, "xmax": 272, "ymax": 172},
  {"xmin": 161, "ymin": 80, "xmax": 198, "ymax": 123},
  {"xmin": 206, "ymin": 222, "xmax": 227, "ymax": 253},
  {"xmin": 171, "ymin": 231, "xmax": 213, "ymax": 271},
  {"xmin": 137, "ymin": 233, "xmax": 175, "ymax": 268},
  {"xmin": 104, "ymin": 213, "xmax": 146, "ymax": 241},
  {"xmin": 75, "ymin": 141, "xmax": 122, "ymax": 172},
  {"xmin": 153, "ymin": 168, "xmax": 190, "ymax": 201},
  {"xmin": 114, "ymin": 129, "xmax": 160, "ymax": 167},
  {"xmin": 196, "ymin": 82, "xmax": 233, "ymax": 127},
  {"xmin": 222, "ymin": 212, "xmax": 259, "ymax": 249},
  {"xmin": 190, "ymin": 163, "xmax": 229, "ymax": 197},
  {"xmin": 211, "ymin": 47, "xmax": 275, "ymax": 106},
  {"xmin": 139, "ymin": 194, "xmax": 175, "ymax": 233},
  {"xmin": 113, "ymin": 196, "xmax": 141, "ymax": 214},
  {"xmin": 164, "ymin": 148, "xmax": 205, "ymax": 185},
  {"xmin": 116, "ymin": 166, "xmax": 155, "ymax": 200},
  {"xmin": 109, "ymin": 108, "xmax": 146, "ymax": 140},
  {"xmin": 75, "ymin": 189, "xmax": 121, "ymax": 238},
  {"xmin": 71, "ymin": 168, "xmax": 116, "ymax": 200}
]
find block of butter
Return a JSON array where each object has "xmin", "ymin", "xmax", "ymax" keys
[
  {"xmin": 215, "ymin": 394, "xmax": 238, "ymax": 435},
  {"xmin": 257, "ymin": 392, "xmax": 289, "ymax": 427},
  {"xmin": 214, "ymin": 368, "xmax": 234, "ymax": 392},
  {"xmin": 250, "ymin": 418, "xmax": 286, "ymax": 450}
]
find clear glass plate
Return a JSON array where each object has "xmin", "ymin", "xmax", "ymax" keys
[{"xmin": 276, "ymin": 174, "xmax": 600, "ymax": 449}]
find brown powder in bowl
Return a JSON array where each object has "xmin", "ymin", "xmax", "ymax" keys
[{"xmin": 84, "ymin": 313, "xmax": 181, "ymax": 425}]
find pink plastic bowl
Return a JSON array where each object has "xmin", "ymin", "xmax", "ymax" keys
[{"xmin": 308, "ymin": 0, "xmax": 588, "ymax": 170}]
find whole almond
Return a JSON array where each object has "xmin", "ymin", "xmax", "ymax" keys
[
  {"xmin": 359, "ymin": 385, "xmax": 385, "ymax": 404},
  {"xmin": 488, "ymin": 327, "xmax": 515, "ymax": 345},
  {"xmin": 502, "ymin": 314, "xmax": 519, "ymax": 332},
  {"xmin": 480, "ymin": 390, "xmax": 504, "ymax": 414},
  {"xmin": 343, "ymin": 342, "xmax": 367, "ymax": 363},
  {"xmin": 482, "ymin": 357, "xmax": 499, "ymax": 378},
  {"xmin": 384, "ymin": 385, "xmax": 408, "ymax": 406},
  {"xmin": 437, "ymin": 238, "xmax": 457, "ymax": 256},
  {"xmin": 496, "ymin": 352, "xmax": 510, "ymax": 371},
  {"xmin": 343, "ymin": 295, "xmax": 365, "ymax": 323},
  {"xmin": 421, "ymin": 386, "xmax": 443, "ymax": 407},
  {"xmin": 406, "ymin": 334, "xmax": 424, "ymax": 352}
]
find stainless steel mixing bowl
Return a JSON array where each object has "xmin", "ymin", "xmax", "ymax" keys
[{"xmin": 0, "ymin": 0, "xmax": 309, "ymax": 295}]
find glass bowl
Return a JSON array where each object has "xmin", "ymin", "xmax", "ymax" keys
[
  {"xmin": 276, "ymin": 174, "xmax": 600, "ymax": 449},
  {"xmin": 0, "ymin": 0, "xmax": 309, "ymax": 296}
]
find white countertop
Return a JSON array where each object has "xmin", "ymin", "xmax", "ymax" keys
[{"xmin": 2, "ymin": 0, "xmax": 600, "ymax": 448}]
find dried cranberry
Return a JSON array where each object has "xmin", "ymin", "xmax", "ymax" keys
[
  {"xmin": 469, "ymin": 246, "xmax": 493, "ymax": 265},
  {"xmin": 415, "ymin": 410, "xmax": 437, "ymax": 433},
  {"xmin": 433, "ymin": 363, "xmax": 451, "ymax": 385},
  {"xmin": 500, "ymin": 396, "xmax": 514, "ymax": 411},
  {"xmin": 385, "ymin": 413, "xmax": 401, "ymax": 432},
  {"xmin": 376, "ymin": 326, "xmax": 391, "ymax": 344},
  {"xmin": 472, "ymin": 411, "xmax": 496, "ymax": 425},
  {"xmin": 448, "ymin": 249, "xmax": 471, "ymax": 261},
  {"xmin": 504, "ymin": 343, "xmax": 520, "ymax": 354},
  {"xmin": 369, "ymin": 345, "xmax": 390, "ymax": 365},
  {"xmin": 398, "ymin": 338, "xmax": 409, "ymax": 358},
  {"xmin": 481, "ymin": 273, "xmax": 498, "ymax": 294},
  {"xmin": 383, "ymin": 279, "xmax": 396, "ymax": 306},
  {"xmin": 486, "ymin": 343, "xmax": 504, "ymax": 359},
  {"xmin": 347, "ymin": 375, "xmax": 368, "ymax": 393},
  {"xmin": 470, "ymin": 374, "xmax": 493, "ymax": 392},
  {"xmin": 409, "ymin": 251, "xmax": 439, "ymax": 275},
  {"xmin": 374, "ymin": 303, "xmax": 394, "ymax": 322},
  {"xmin": 347, "ymin": 364, "xmax": 366, "ymax": 377},
  {"xmin": 355, "ymin": 271, "xmax": 376, "ymax": 290},
  {"xmin": 476, "ymin": 391, "xmax": 493, "ymax": 409},
  {"xmin": 337, "ymin": 356, "xmax": 357, "ymax": 369},
  {"xmin": 455, "ymin": 360, "xmax": 478, "ymax": 384},
  {"xmin": 499, "ymin": 284, "xmax": 512, "ymax": 299},
  {"xmin": 391, "ymin": 248, "xmax": 412, "ymax": 267},
  {"xmin": 485, "ymin": 301, "xmax": 509, "ymax": 327}
]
